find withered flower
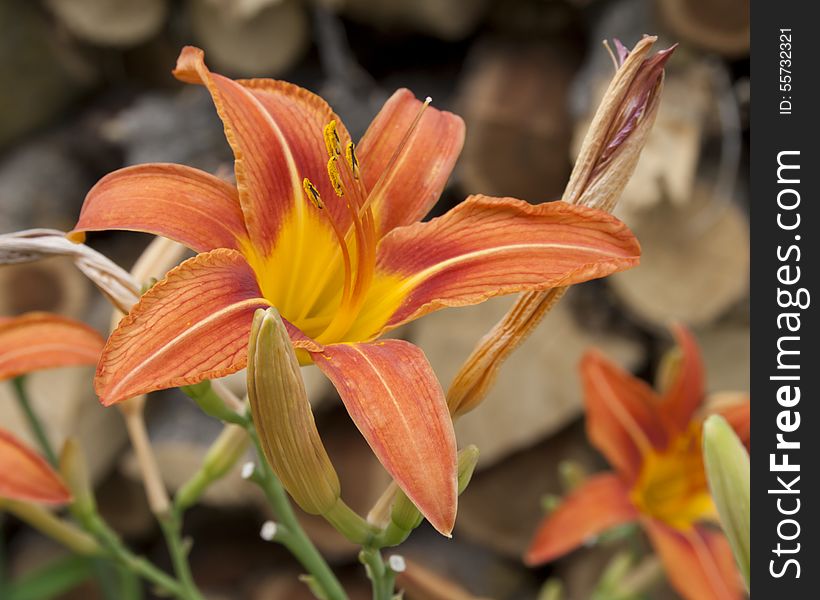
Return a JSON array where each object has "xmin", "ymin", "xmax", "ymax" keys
[{"xmin": 448, "ymin": 36, "xmax": 674, "ymax": 417}]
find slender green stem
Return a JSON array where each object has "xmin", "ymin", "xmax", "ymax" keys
[
  {"xmin": 9, "ymin": 375, "xmax": 197, "ymax": 600},
  {"xmin": 359, "ymin": 547, "xmax": 396, "ymax": 600},
  {"xmin": 247, "ymin": 425, "xmax": 347, "ymax": 600},
  {"xmin": 12, "ymin": 377, "xmax": 58, "ymax": 466},
  {"xmin": 159, "ymin": 510, "xmax": 204, "ymax": 600},
  {"xmin": 79, "ymin": 514, "xmax": 183, "ymax": 599},
  {"xmin": 81, "ymin": 513, "xmax": 185, "ymax": 598}
]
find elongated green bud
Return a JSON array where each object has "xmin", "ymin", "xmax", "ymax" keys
[
  {"xmin": 247, "ymin": 308, "xmax": 341, "ymax": 515},
  {"xmin": 59, "ymin": 438, "xmax": 96, "ymax": 520},
  {"xmin": 703, "ymin": 415, "xmax": 750, "ymax": 590}
]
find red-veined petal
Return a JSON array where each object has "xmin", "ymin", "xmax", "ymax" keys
[
  {"xmin": 311, "ymin": 340, "xmax": 458, "ymax": 536},
  {"xmin": 661, "ymin": 325, "xmax": 706, "ymax": 434},
  {"xmin": 0, "ymin": 313, "xmax": 103, "ymax": 381},
  {"xmin": 357, "ymin": 89, "xmax": 465, "ymax": 236},
  {"xmin": 0, "ymin": 429, "xmax": 70, "ymax": 504},
  {"xmin": 237, "ymin": 78, "xmax": 354, "ymax": 232},
  {"xmin": 69, "ymin": 164, "xmax": 247, "ymax": 252},
  {"xmin": 581, "ymin": 350, "xmax": 667, "ymax": 481},
  {"xmin": 173, "ymin": 46, "xmax": 304, "ymax": 256},
  {"xmin": 95, "ymin": 249, "xmax": 274, "ymax": 405},
  {"xmin": 360, "ymin": 196, "xmax": 640, "ymax": 337},
  {"xmin": 644, "ymin": 521, "xmax": 743, "ymax": 600},
  {"xmin": 525, "ymin": 473, "xmax": 637, "ymax": 565}
]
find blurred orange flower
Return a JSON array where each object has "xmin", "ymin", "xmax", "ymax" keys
[
  {"xmin": 70, "ymin": 46, "xmax": 641, "ymax": 535},
  {"xmin": 0, "ymin": 429, "xmax": 70, "ymax": 504},
  {"xmin": 525, "ymin": 326, "xmax": 749, "ymax": 600},
  {"xmin": 0, "ymin": 312, "xmax": 102, "ymax": 504},
  {"xmin": 0, "ymin": 312, "xmax": 104, "ymax": 380}
]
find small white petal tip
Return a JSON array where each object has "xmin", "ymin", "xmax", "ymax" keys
[
  {"xmin": 388, "ymin": 555, "xmax": 406, "ymax": 573},
  {"xmin": 260, "ymin": 520, "xmax": 278, "ymax": 541},
  {"xmin": 241, "ymin": 461, "xmax": 255, "ymax": 480}
]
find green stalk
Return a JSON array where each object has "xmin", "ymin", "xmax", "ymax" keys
[
  {"xmin": 81, "ymin": 513, "xmax": 190, "ymax": 599},
  {"xmin": 10, "ymin": 375, "xmax": 199, "ymax": 600},
  {"xmin": 247, "ymin": 426, "xmax": 347, "ymax": 600},
  {"xmin": 158, "ymin": 510, "xmax": 204, "ymax": 600},
  {"xmin": 359, "ymin": 547, "xmax": 396, "ymax": 600},
  {"xmin": 12, "ymin": 377, "xmax": 58, "ymax": 466}
]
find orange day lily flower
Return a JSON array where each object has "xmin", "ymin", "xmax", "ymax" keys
[
  {"xmin": 0, "ymin": 429, "xmax": 70, "ymax": 504},
  {"xmin": 0, "ymin": 312, "xmax": 105, "ymax": 380},
  {"xmin": 0, "ymin": 312, "xmax": 104, "ymax": 503},
  {"xmin": 68, "ymin": 47, "xmax": 641, "ymax": 535},
  {"xmin": 525, "ymin": 326, "xmax": 750, "ymax": 600}
]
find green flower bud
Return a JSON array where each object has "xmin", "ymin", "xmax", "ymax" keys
[
  {"xmin": 703, "ymin": 414, "xmax": 750, "ymax": 590},
  {"xmin": 247, "ymin": 308, "xmax": 341, "ymax": 515},
  {"xmin": 59, "ymin": 438, "xmax": 96, "ymax": 519}
]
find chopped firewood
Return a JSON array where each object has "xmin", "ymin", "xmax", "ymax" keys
[
  {"xmin": 609, "ymin": 186, "xmax": 749, "ymax": 328},
  {"xmin": 46, "ymin": 0, "xmax": 168, "ymax": 47},
  {"xmin": 456, "ymin": 37, "xmax": 580, "ymax": 203},
  {"xmin": 655, "ymin": 0, "xmax": 750, "ymax": 57},
  {"xmin": 189, "ymin": 0, "xmax": 309, "ymax": 76}
]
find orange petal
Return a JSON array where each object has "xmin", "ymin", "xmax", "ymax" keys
[
  {"xmin": 581, "ymin": 350, "xmax": 667, "ymax": 481},
  {"xmin": 0, "ymin": 313, "xmax": 104, "ymax": 381},
  {"xmin": 525, "ymin": 473, "xmax": 637, "ymax": 565},
  {"xmin": 644, "ymin": 521, "xmax": 743, "ymax": 600},
  {"xmin": 311, "ymin": 340, "xmax": 458, "ymax": 536},
  {"xmin": 371, "ymin": 196, "xmax": 640, "ymax": 332},
  {"xmin": 0, "ymin": 428, "xmax": 70, "ymax": 504},
  {"xmin": 95, "ymin": 249, "xmax": 273, "ymax": 405},
  {"xmin": 357, "ymin": 89, "xmax": 465, "ymax": 236},
  {"xmin": 173, "ymin": 47, "xmax": 304, "ymax": 255},
  {"xmin": 70, "ymin": 164, "xmax": 247, "ymax": 252},
  {"xmin": 237, "ymin": 78, "xmax": 354, "ymax": 233},
  {"xmin": 661, "ymin": 325, "xmax": 706, "ymax": 434}
]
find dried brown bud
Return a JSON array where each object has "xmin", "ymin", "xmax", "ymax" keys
[
  {"xmin": 565, "ymin": 36, "xmax": 674, "ymax": 211},
  {"xmin": 447, "ymin": 37, "xmax": 673, "ymax": 417}
]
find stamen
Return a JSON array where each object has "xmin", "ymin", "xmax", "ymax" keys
[
  {"xmin": 345, "ymin": 141, "xmax": 360, "ymax": 180},
  {"xmin": 327, "ymin": 156, "xmax": 345, "ymax": 197},
  {"xmin": 303, "ymin": 178, "xmax": 324, "ymax": 209},
  {"xmin": 302, "ymin": 177, "xmax": 354, "ymax": 325},
  {"xmin": 324, "ymin": 120, "xmax": 341, "ymax": 157}
]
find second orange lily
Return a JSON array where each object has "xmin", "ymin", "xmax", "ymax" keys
[
  {"xmin": 525, "ymin": 326, "xmax": 750, "ymax": 600},
  {"xmin": 69, "ymin": 47, "xmax": 641, "ymax": 535},
  {"xmin": 1, "ymin": 312, "xmax": 104, "ymax": 503}
]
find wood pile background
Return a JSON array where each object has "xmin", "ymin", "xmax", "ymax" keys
[{"xmin": 1, "ymin": 0, "xmax": 749, "ymax": 598}]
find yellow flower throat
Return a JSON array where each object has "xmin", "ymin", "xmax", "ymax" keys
[
  {"xmin": 249, "ymin": 100, "xmax": 431, "ymax": 344},
  {"xmin": 630, "ymin": 423, "xmax": 718, "ymax": 530}
]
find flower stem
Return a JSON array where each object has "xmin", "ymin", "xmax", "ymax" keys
[
  {"xmin": 359, "ymin": 547, "xmax": 396, "ymax": 600},
  {"xmin": 0, "ymin": 500, "xmax": 100, "ymax": 556},
  {"xmin": 12, "ymin": 376, "xmax": 58, "ymax": 466},
  {"xmin": 80, "ymin": 512, "xmax": 187, "ymax": 599},
  {"xmin": 159, "ymin": 509, "xmax": 205, "ymax": 600},
  {"xmin": 247, "ymin": 425, "xmax": 347, "ymax": 600}
]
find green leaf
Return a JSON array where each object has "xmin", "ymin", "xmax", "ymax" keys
[{"xmin": 5, "ymin": 555, "xmax": 94, "ymax": 600}]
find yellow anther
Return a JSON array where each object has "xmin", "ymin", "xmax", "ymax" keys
[
  {"xmin": 302, "ymin": 178, "xmax": 324, "ymax": 209},
  {"xmin": 323, "ymin": 120, "xmax": 341, "ymax": 157},
  {"xmin": 345, "ymin": 141, "xmax": 360, "ymax": 180},
  {"xmin": 327, "ymin": 156, "xmax": 344, "ymax": 197}
]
